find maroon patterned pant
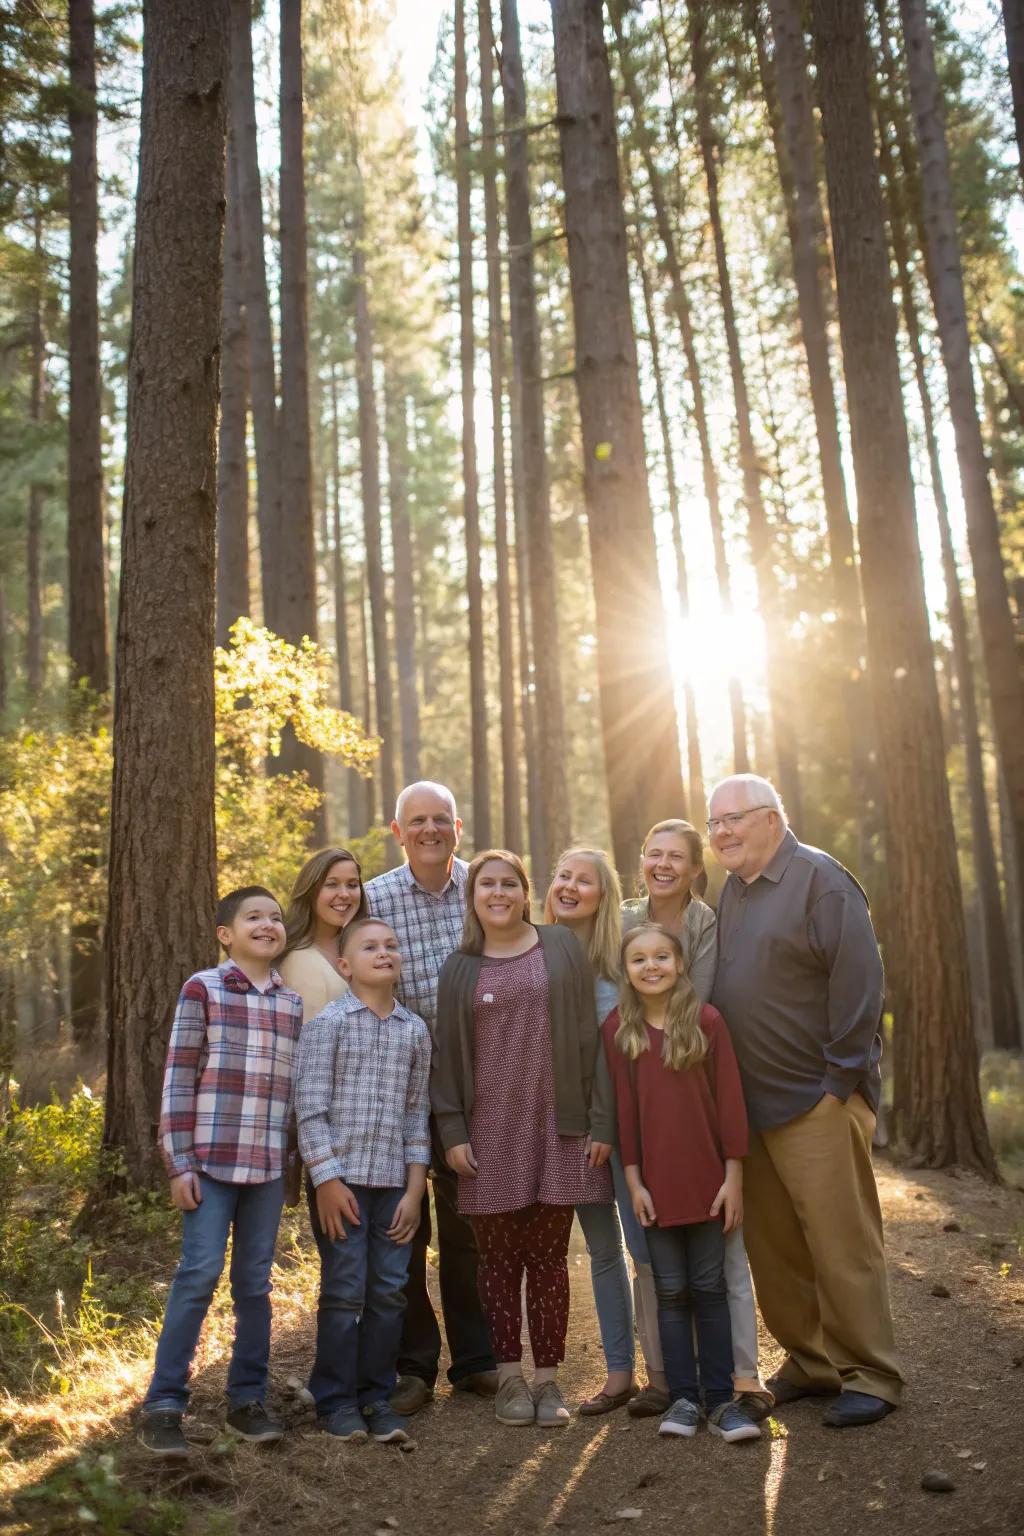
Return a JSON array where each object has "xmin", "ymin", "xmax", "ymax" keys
[{"xmin": 470, "ymin": 1203, "xmax": 574, "ymax": 1367}]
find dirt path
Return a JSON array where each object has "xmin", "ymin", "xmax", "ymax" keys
[{"xmin": 3, "ymin": 1158, "xmax": 1023, "ymax": 1536}]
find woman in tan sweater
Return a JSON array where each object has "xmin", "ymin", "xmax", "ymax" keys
[{"xmin": 279, "ymin": 847, "xmax": 368, "ymax": 1023}]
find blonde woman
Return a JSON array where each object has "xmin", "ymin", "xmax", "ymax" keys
[
  {"xmin": 604, "ymin": 924, "xmax": 759, "ymax": 1445},
  {"xmin": 621, "ymin": 820, "xmax": 716, "ymax": 1003}
]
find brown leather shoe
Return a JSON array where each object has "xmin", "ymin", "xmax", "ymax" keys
[
  {"xmin": 578, "ymin": 1385, "xmax": 637, "ymax": 1416},
  {"xmin": 389, "ymin": 1375, "xmax": 434, "ymax": 1415},
  {"xmin": 453, "ymin": 1370, "xmax": 499, "ymax": 1398},
  {"xmin": 627, "ymin": 1384, "xmax": 670, "ymax": 1418},
  {"xmin": 765, "ymin": 1373, "xmax": 837, "ymax": 1406}
]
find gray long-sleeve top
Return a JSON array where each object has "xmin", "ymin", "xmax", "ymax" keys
[{"xmin": 710, "ymin": 830, "xmax": 883, "ymax": 1131}]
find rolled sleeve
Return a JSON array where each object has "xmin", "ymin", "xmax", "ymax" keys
[
  {"xmin": 295, "ymin": 1012, "xmax": 345, "ymax": 1187},
  {"xmin": 159, "ymin": 980, "xmax": 208, "ymax": 1178},
  {"xmin": 809, "ymin": 889, "xmax": 884, "ymax": 1099}
]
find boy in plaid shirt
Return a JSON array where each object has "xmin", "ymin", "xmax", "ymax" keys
[
  {"xmin": 296, "ymin": 916, "xmax": 430, "ymax": 1443},
  {"xmin": 138, "ymin": 887, "xmax": 303, "ymax": 1459}
]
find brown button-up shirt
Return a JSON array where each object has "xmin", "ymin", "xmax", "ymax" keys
[{"xmin": 711, "ymin": 830, "xmax": 884, "ymax": 1132}]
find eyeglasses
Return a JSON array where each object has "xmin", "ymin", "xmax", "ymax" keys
[{"xmin": 706, "ymin": 806, "xmax": 775, "ymax": 834}]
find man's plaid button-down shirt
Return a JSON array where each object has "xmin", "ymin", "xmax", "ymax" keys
[
  {"xmin": 364, "ymin": 858, "xmax": 468, "ymax": 1039},
  {"xmin": 158, "ymin": 961, "xmax": 303, "ymax": 1184}
]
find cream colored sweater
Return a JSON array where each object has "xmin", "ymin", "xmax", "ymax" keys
[{"xmin": 279, "ymin": 944, "xmax": 348, "ymax": 1025}]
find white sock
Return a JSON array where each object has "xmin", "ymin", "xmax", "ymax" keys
[{"xmin": 497, "ymin": 1362, "xmax": 524, "ymax": 1387}]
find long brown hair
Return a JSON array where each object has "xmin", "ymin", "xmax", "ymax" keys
[
  {"xmin": 615, "ymin": 923, "xmax": 708, "ymax": 1072},
  {"xmin": 542, "ymin": 847, "xmax": 622, "ymax": 982},
  {"xmin": 282, "ymin": 847, "xmax": 367, "ymax": 957},
  {"xmin": 638, "ymin": 819, "xmax": 708, "ymax": 901},
  {"xmin": 461, "ymin": 849, "xmax": 531, "ymax": 955}
]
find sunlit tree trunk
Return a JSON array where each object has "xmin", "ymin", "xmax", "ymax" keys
[
  {"xmin": 103, "ymin": 0, "xmax": 227, "ymax": 1188},
  {"xmin": 549, "ymin": 0, "xmax": 684, "ymax": 879},
  {"xmin": 330, "ymin": 366, "xmax": 368, "ymax": 838},
  {"xmin": 480, "ymin": 0, "xmax": 521, "ymax": 851},
  {"xmin": 384, "ymin": 374, "xmax": 421, "ymax": 787},
  {"xmin": 501, "ymin": 0, "xmax": 570, "ymax": 875},
  {"xmin": 809, "ymin": 0, "xmax": 995, "ymax": 1176},
  {"xmin": 508, "ymin": 347, "xmax": 546, "ymax": 880},
  {"xmin": 216, "ymin": 128, "xmax": 250, "ymax": 648},
  {"xmin": 454, "ymin": 0, "xmax": 491, "ymax": 849},
  {"xmin": 27, "ymin": 209, "xmax": 45, "ymax": 700},
  {"xmin": 1002, "ymin": 0, "xmax": 1024, "ymax": 193}
]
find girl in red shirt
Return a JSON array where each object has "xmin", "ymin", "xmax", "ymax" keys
[{"xmin": 603, "ymin": 923, "xmax": 760, "ymax": 1444}]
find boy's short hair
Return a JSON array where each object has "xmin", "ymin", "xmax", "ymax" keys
[
  {"xmin": 339, "ymin": 915, "xmax": 398, "ymax": 958},
  {"xmin": 216, "ymin": 886, "xmax": 281, "ymax": 929}
]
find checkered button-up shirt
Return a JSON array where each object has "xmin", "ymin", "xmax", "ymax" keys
[
  {"xmin": 364, "ymin": 859, "xmax": 468, "ymax": 1038},
  {"xmin": 295, "ymin": 991, "xmax": 431, "ymax": 1188},
  {"xmin": 158, "ymin": 961, "xmax": 303, "ymax": 1184}
]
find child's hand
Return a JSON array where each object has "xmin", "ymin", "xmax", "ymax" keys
[
  {"xmin": 170, "ymin": 1172, "xmax": 202, "ymax": 1211},
  {"xmin": 632, "ymin": 1184, "xmax": 656, "ymax": 1227},
  {"xmin": 387, "ymin": 1191, "xmax": 422, "ymax": 1245},
  {"xmin": 446, "ymin": 1142, "xmax": 478, "ymax": 1178},
  {"xmin": 316, "ymin": 1178, "xmax": 361, "ymax": 1241},
  {"xmin": 710, "ymin": 1163, "xmax": 743, "ymax": 1232},
  {"xmin": 585, "ymin": 1137, "xmax": 613, "ymax": 1170}
]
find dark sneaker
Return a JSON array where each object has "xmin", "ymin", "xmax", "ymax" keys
[
  {"xmin": 321, "ymin": 1407, "xmax": 369, "ymax": 1442},
  {"xmin": 225, "ymin": 1401, "xmax": 284, "ymax": 1443},
  {"xmin": 658, "ymin": 1397, "xmax": 702, "ymax": 1438},
  {"xmin": 138, "ymin": 1410, "xmax": 190, "ymax": 1459},
  {"xmin": 628, "ymin": 1383, "xmax": 670, "ymax": 1418},
  {"xmin": 708, "ymin": 1400, "xmax": 762, "ymax": 1442},
  {"xmin": 822, "ymin": 1391, "xmax": 896, "ymax": 1428},
  {"xmin": 362, "ymin": 1401, "xmax": 410, "ymax": 1443},
  {"xmin": 389, "ymin": 1374, "xmax": 434, "ymax": 1415}
]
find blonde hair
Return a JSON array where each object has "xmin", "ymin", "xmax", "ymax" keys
[
  {"xmin": 638, "ymin": 818, "xmax": 708, "ymax": 900},
  {"xmin": 543, "ymin": 847, "xmax": 622, "ymax": 982},
  {"xmin": 615, "ymin": 923, "xmax": 708, "ymax": 1072},
  {"xmin": 461, "ymin": 849, "xmax": 532, "ymax": 955}
]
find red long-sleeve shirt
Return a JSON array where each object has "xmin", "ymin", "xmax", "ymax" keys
[{"xmin": 602, "ymin": 1005, "xmax": 749, "ymax": 1228}]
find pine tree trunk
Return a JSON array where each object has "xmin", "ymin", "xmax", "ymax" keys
[
  {"xmin": 479, "ymin": 0, "xmax": 522, "ymax": 851},
  {"xmin": 216, "ymin": 126, "xmax": 250, "ymax": 648},
  {"xmin": 0, "ymin": 580, "xmax": 7, "ymax": 716},
  {"xmin": 359, "ymin": 571, "xmax": 377, "ymax": 831},
  {"xmin": 27, "ymin": 214, "xmax": 45, "ymax": 700},
  {"xmin": 68, "ymin": 0, "xmax": 108, "ymax": 694},
  {"xmin": 352, "ymin": 234, "xmax": 397, "ymax": 840},
  {"xmin": 508, "ymin": 342, "xmax": 547, "ymax": 881},
  {"xmin": 454, "ymin": 0, "xmax": 491, "ymax": 850},
  {"xmin": 384, "ymin": 375, "xmax": 421, "ymax": 787},
  {"xmin": 809, "ymin": 0, "xmax": 995, "ymax": 1176},
  {"xmin": 880, "ymin": 105, "xmax": 1020, "ymax": 1053},
  {"xmin": 549, "ymin": 0, "xmax": 684, "ymax": 880},
  {"xmin": 330, "ymin": 367, "xmax": 368, "ymax": 838},
  {"xmin": 229, "ymin": 0, "xmax": 282, "ymax": 632},
  {"xmin": 103, "ymin": 0, "xmax": 227, "ymax": 1188},
  {"xmin": 501, "ymin": 0, "xmax": 570, "ymax": 875},
  {"xmin": 898, "ymin": 0, "xmax": 1024, "ymax": 1012},
  {"xmin": 688, "ymin": 0, "xmax": 804, "ymax": 832},
  {"xmin": 1002, "ymin": 0, "xmax": 1024, "ymax": 192},
  {"xmin": 612, "ymin": 0, "xmax": 748, "ymax": 775}
]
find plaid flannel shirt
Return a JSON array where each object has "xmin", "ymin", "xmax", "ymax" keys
[
  {"xmin": 295, "ymin": 990, "xmax": 431, "ymax": 1188},
  {"xmin": 158, "ymin": 961, "xmax": 303, "ymax": 1184},
  {"xmin": 364, "ymin": 858, "xmax": 468, "ymax": 1038}
]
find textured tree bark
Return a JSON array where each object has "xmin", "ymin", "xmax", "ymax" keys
[
  {"xmin": 1002, "ymin": 0, "xmax": 1024, "ymax": 192},
  {"xmin": 479, "ymin": 0, "xmax": 522, "ymax": 852},
  {"xmin": 454, "ymin": 0, "xmax": 491, "ymax": 850},
  {"xmin": 68, "ymin": 0, "xmax": 108, "ymax": 695},
  {"xmin": 508, "ymin": 342, "xmax": 547, "ymax": 882},
  {"xmin": 501, "ymin": 0, "xmax": 570, "ymax": 876},
  {"xmin": 687, "ymin": 0, "xmax": 804, "ymax": 833},
  {"xmin": 897, "ymin": 0, "xmax": 1024, "ymax": 1018},
  {"xmin": 102, "ymin": 0, "xmax": 227, "ymax": 1188},
  {"xmin": 216, "ymin": 127, "xmax": 250, "ymax": 649},
  {"xmin": 229, "ymin": 0, "xmax": 282, "ymax": 632},
  {"xmin": 27, "ymin": 212, "xmax": 45, "ymax": 700},
  {"xmin": 809, "ymin": 0, "xmax": 995, "ymax": 1175},
  {"xmin": 330, "ymin": 367, "xmax": 368, "ymax": 838},
  {"xmin": 612, "ymin": 0, "xmax": 748, "ymax": 777},
  {"xmin": 549, "ymin": 0, "xmax": 684, "ymax": 880},
  {"xmin": 384, "ymin": 375, "xmax": 421, "ymax": 788}
]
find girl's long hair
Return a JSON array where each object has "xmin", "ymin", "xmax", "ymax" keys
[
  {"xmin": 461, "ymin": 849, "xmax": 532, "ymax": 955},
  {"xmin": 542, "ymin": 847, "xmax": 622, "ymax": 982},
  {"xmin": 637, "ymin": 818, "xmax": 709, "ymax": 901},
  {"xmin": 282, "ymin": 847, "xmax": 367, "ymax": 958},
  {"xmin": 615, "ymin": 923, "xmax": 708, "ymax": 1072}
]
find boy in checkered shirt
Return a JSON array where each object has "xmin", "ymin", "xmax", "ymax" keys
[{"xmin": 138, "ymin": 887, "xmax": 303, "ymax": 1460}]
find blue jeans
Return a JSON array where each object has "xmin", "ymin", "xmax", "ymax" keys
[
  {"xmin": 645, "ymin": 1219, "xmax": 733, "ymax": 1410},
  {"xmin": 144, "ymin": 1173, "xmax": 285, "ymax": 1414},
  {"xmin": 575, "ymin": 1199, "xmax": 634, "ymax": 1373},
  {"xmin": 610, "ymin": 1149, "xmax": 649, "ymax": 1265},
  {"xmin": 307, "ymin": 1183, "xmax": 412, "ymax": 1418}
]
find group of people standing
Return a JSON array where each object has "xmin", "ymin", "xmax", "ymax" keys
[{"xmin": 138, "ymin": 774, "xmax": 903, "ymax": 1459}]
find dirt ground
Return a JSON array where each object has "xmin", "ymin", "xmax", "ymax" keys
[{"xmin": 3, "ymin": 1156, "xmax": 1023, "ymax": 1536}]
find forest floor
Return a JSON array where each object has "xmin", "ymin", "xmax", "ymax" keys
[{"xmin": 1, "ymin": 1156, "xmax": 1023, "ymax": 1536}]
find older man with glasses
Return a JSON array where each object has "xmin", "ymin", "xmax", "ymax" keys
[{"xmin": 707, "ymin": 774, "xmax": 902, "ymax": 1428}]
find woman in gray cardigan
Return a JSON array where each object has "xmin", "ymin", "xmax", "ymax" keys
[{"xmin": 431, "ymin": 849, "xmax": 615, "ymax": 1431}]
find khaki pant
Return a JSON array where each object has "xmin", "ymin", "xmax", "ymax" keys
[{"xmin": 743, "ymin": 1091, "xmax": 903, "ymax": 1405}]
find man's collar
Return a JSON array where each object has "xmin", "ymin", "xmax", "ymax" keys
[
  {"xmin": 405, "ymin": 855, "xmax": 468, "ymax": 896},
  {"xmin": 758, "ymin": 828, "xmax": 798, "ymax": 884}
]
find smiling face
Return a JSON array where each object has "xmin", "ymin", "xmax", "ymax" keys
[
  {"xmin": 339, "ymin": 920, "xmax": 402, "ymax": 989},
  {"xmin": 623, "ymin": 928, "xmax": 683, "ymax": 1001},
  {"xmin": 393, "ymin": 787, "xmax": 462, "ymax": 883},
  {"xmin": 642, "ymin": 831, "xmax": 700, "ymax": 906},
  {"xmin": 548, "ymin": 856, "xmax": 602, "ymax": 926},
  {"xmin": 218, "ymin": 896, "xmax": 286, "ymax": 967},
  {"xmin": 313, "ymin": 858, "xmax": 363, "ymax": 935},
  {"xmin": 472, "ymin": 858, "xmax": 530, "ymax": 936},
  {"xmin": 708, "ymin": 781, "xmax": 784, "ymax": 881}
]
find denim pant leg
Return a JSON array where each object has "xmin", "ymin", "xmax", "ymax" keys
[
  {"xmin": 144, "ymin": 1175, "xmax": 237, "ymax": 1414},
  {"xmin": 307, "ymin": 1181, "xmax": 370, "ymax": 1418},
  {"xmin": 225, "ymin": 1176, "xmax": 285, "ymax": 1407},
  {"xmin": 575, "ymin": 1202, "xmax": 635, "ymax": 1374},
  {"xmin": 356, "ymin": 1188, "xmax": 412, "ymax": 1408},
  {"xmin": 645, "ymin": 1224, "xmax": 699, "ymax": 1406},
  {"xmin": 610, "ymin": 1151, "xmax": 663, "ymax": 1378},
  {"xmin": 610, "ymin": 1150, "xmax": 649, "ymax": 1266},
  {"xmin": 686, "ymin": 1220, "xmax": 734, "ymax": 1410},
  {"xmin": 724, "ymin": 1226, "xmax": 760, "ymax": 1386}
]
